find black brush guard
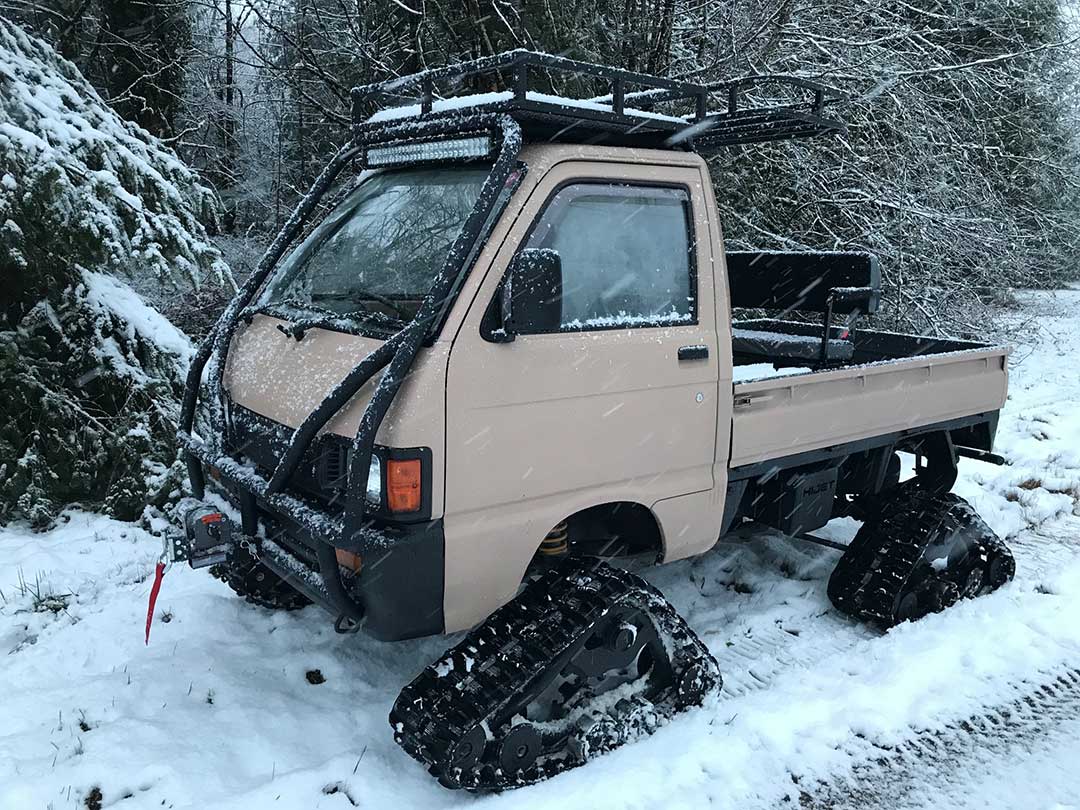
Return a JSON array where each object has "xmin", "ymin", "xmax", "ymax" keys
[{"xmin": 177, "ymin": 113, "xmax": 525, "ymax": 625}]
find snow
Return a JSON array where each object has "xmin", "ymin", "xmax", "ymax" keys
[
  {"xmin": 732, "ymin": 363, "xmax": 812, "ymax": 383},
  {"xmin": 883, "ymin": 715, "xmax": 1080, "ymax": 810},
  {"xmin": 81, "ymin": 270, "xmax": 194, "ymax": 367},
  {"xmin": 368, "ymin": 89, "xmax": 685, "ymax": 125},
  {"xmin": 2, "ymin": 288, "xmax": 1080, "ymax": 809},
  {"xmin": 563, "ymin": 310, "xmax": 693, "ymax": 330}
]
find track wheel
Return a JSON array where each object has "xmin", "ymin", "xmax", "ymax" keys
[
  {"xmin": 498, "ymin": 724, "xmax": 542, "ymax": 774},
  {"xmin": 895, "ymin": 577, "xmax": 960, "ymax": 623}
]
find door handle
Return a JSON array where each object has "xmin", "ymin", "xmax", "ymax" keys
[{"xmin": 678, "ymin": 344, "xmax": 709, "ymax": 361}]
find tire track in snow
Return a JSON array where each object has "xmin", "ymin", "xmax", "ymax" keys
[
  {"xmin": 705, "ymin": 513, "xmax": 1079, "ymax": 702},
  {"xmin": 674, "ymin": 514, "xmax": 1080, "ymax": 810},
  {"xmin": 714, "ymin": 512, "xmax": 1080, "ymax": 809},
  {"xmin": 714, "ymin": 615, "xmax": 877, "ymax": 700},
  {"xmin": 800, "ymin": 667, "xmax": 1080, "ymax": 809},
  {"xmin": 1007, "ymin": 516, "xmax": 1080, "ymax": 586}
]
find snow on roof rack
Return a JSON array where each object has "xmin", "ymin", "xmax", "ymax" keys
[{"xmin": 350, "ymin": 50, "xmax": 845, "ymax": 152}]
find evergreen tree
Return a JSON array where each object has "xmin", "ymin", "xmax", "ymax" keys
[
  {"xmin": 0, "ymin": 20, "xmax": 228, "ymax": 526},
  {"xmin": 5, "ymin": 0, "xmax": 192, "ymax": 140}
]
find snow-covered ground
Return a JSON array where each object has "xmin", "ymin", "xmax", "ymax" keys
[{"xmin": 2, "ymin": 289, "xmax": 1079, "ymax": 810}]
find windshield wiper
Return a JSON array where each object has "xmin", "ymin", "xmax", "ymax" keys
[
  {"xmin": 312, "ymin": 290, "xmax": 410, "ymax": 321},
  {"xmin": 251, "ymin": 294, "xmax": 410, "ymax": 340},
  {"xmin": 274, "ymin": 310, "xmax": 399, "ymax": 341}
]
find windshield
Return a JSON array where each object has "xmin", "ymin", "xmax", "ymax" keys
[{"xmin": 262, "ymin": 164, "xmax": 491, "ymax": 327}]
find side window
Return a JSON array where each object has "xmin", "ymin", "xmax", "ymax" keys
[{"xmin": 522, "ymin": 183, "xmax": 696, "ymax": 331}]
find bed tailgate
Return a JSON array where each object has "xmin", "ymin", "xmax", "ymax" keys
[{"xmin": 729, "ymin": 347, "xmax": 1010, "ymax": 468}]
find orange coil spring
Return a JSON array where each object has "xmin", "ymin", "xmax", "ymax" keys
[{"xmin": 540, "ymin": 521, "xmax": 569, "ymax": 555}]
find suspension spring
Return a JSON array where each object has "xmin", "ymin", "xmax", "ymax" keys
[{"xmin": 540, "ymin": 521, "xmax": 569, "ymax": 556}]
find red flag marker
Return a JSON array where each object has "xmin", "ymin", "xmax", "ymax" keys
[{"xmin": 145, "ymin": 561, "xmax": 166, "ymax": 645}]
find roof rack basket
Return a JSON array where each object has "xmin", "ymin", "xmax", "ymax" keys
[{"xmin": 352, "ymin": 50, "xmax": 844, "ymax": 152}]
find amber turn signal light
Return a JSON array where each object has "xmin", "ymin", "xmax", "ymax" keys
[{"xmin": 387, "ymin": 458, "xmax": 422, "ymax": 513}]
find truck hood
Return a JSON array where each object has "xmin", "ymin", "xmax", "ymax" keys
[{"xmin": 223, "ymin": 313, "xmax": 386, "ymax": 437}]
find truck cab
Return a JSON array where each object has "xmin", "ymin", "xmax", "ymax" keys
[{"xmin": 218, "ymin": 143, "xmax": 730, "ymax": 635}]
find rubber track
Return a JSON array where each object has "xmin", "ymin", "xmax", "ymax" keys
[
  {"xmin": 827, "ymin": 490, "xmax": 1008, "ymax": 627},
  {"xmin": 211, "ymin": 550, "xmax": 310, "ymax": 611},
  {"xmin": 390, "ymin": 557, "xmax": 720, "ymax": 791}
]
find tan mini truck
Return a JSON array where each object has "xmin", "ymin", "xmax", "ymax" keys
[{"xmin": 171, "ymin": 52, "xmax": 1015, "ymax": 790}]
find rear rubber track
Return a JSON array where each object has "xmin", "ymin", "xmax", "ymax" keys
[{"xmin": 828, "ymin": 488, "xmax": 1014, "ymax": 627}]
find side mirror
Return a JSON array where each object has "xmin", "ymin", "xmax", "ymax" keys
[{"xmin": 495, "ymin": 248, "xmax": 563, "ymax": 342}]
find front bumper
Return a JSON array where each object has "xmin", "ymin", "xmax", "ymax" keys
[
  {"xmin": 255, "ymin": 513, "xmax": 445, "ymax": 641},
  {"xmin": 176, "ymin": 442, "xmax": 445, "ymax": 641}
]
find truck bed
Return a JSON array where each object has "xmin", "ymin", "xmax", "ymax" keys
[{"xmin": 729, "ymin": 320, "xmax": 1010, "ymax": 468}]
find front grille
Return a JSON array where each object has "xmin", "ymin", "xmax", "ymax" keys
[
  {"xmin": 315, "ymin": 441, "xmax": 349, "ymax": 491},
  {"xmin": 227, "ymin": 401, "xmax": 348, "ymax": 507}
]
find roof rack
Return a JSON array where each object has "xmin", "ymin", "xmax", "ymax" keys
[{"xmin": 351, "ymin": 50, "xmax": 844, "ymax": 152}]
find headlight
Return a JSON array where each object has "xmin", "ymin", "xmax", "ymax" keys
[{"xmin": 366, "ymin": 454, "xmax": 382, "ymax": 504}]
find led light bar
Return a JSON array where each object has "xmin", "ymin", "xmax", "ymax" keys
[{"xmin": 366, "ymin": 135, "xmax": 493, "ymax": 167}]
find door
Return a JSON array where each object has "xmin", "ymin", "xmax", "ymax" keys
[{"xmin": 441, "ymin": 159, "xmax": 722, "ymax": 629}]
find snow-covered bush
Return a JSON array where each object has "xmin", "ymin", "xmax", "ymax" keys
[
  {"xmin": 0, "ymin": 21, "xmax": 229, "ymax": 526},
  {"xmin": 151, "ymin": 233, "xmax": 264, "ymax": 340},
  {"xmin": 700, "ymin": 0, "xmax": 1080, "ymax": 335}
]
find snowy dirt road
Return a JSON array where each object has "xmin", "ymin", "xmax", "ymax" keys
[{"xmin": 2, "ymin": 289, "xmax": 1080, "ymax": 810}]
